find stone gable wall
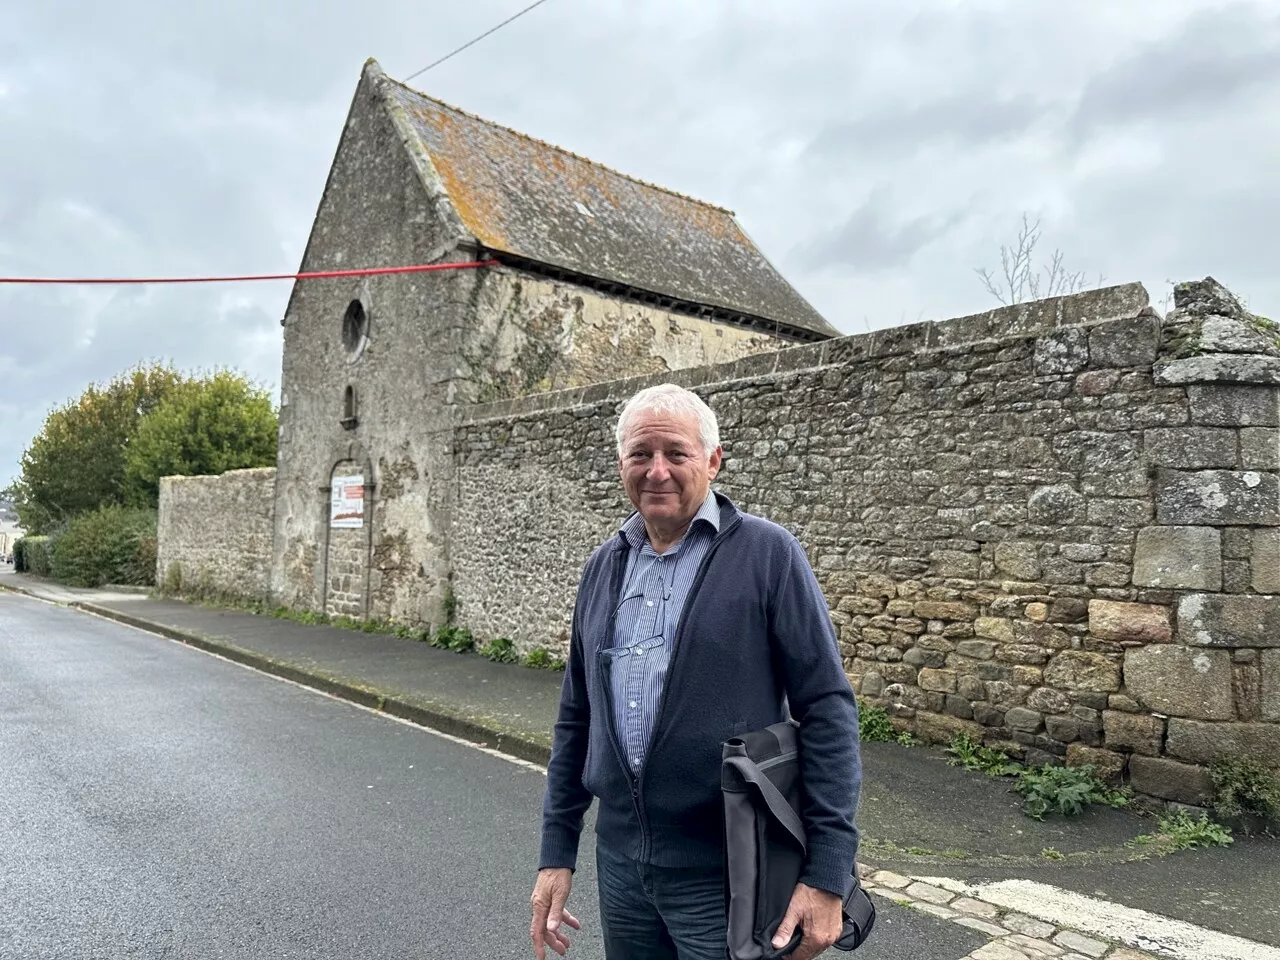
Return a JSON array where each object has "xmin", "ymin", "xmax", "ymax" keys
[
  {"xmin": 271, "ymin": 67, "xmax": 471, "ymax": 624},
  {"xmin": 157, "ymin": 468, "xmax": 277, "ymax": 603},
  {"xmin": 456, "ymin": 267, "xmax": 788, "ymax": 405},
  {"xmin": 452, "ymin": 279, "xmax": 1280, "ymax": 796}
]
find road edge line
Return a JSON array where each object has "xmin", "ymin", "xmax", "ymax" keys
[{"xmin": 71, "ymin": 600, "xmax": 554, "ymax": 769}]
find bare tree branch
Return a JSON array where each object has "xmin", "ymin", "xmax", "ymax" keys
[
  {"xmin": 974, "ymin": 266, "xmax": 1008, "ymax": 305},
  {"xmin": 974, "ymin": 213, "xmax": 1097, "ymax": 305}
]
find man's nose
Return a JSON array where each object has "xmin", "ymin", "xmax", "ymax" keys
[{"xmin": 647, "ymin": 454, "xmax": 671, "ymax": 481}]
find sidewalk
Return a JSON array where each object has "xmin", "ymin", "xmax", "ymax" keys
[{"xmin": 2, "ymin": 570, "xmax": 1276, "ymax": 952}]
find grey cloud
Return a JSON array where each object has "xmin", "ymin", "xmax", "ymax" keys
[
  {"xmin": 1067, "ymin": 144, "xmax": 1280, "ymax": 319},
  {"xmin": 799, "ymin": 189, "xmax": 967, "ymax": 272},
  {"xmin": 1072, "ymin": 2, "xmax": 1280, "ymax": 136},
  {"xmin": 806, "ymin": 94, "xmax": 1052, "ymax": 163}
]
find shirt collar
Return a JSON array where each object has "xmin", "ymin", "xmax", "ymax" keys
[{"xmin": 621, "ymin": 489, "xmax": 721, "ymax": 551}]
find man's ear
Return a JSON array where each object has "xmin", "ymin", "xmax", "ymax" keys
[{"xmin": 707, "ymin": 445, "xmax": 723, "ymax": 480}]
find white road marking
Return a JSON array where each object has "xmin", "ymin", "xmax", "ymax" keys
[
  {"xmin": 967, "ymin": 878, "xmax": 1280, "ymax": 960},
  {"xmin": 73, "ymin": 603, "xmax": 550, "ymax": 775}
]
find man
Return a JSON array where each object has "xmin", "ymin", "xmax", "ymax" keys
[{"xmin": 530, "ymin": 383, "xmax": 861, "ymax": 960}]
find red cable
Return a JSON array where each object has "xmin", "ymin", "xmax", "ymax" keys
[{"xmin": 0, "ymin": 259, "xmax": 500, "ymax": 285}]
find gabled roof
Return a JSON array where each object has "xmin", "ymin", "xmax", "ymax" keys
[{"xmin": 373, "ymin": 63, "xmax": 836, "ymax": 341}]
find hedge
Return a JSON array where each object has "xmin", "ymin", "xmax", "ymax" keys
[
  {"xmin": 12, "ymin": 537, "xmax": 26, "ymax": 572},
  {"xmin": 22, "ymin": 536, "xmax": 53, "ymax": 576},
  {"xmin": 48, "ymin": 507, "xmax": 158, "ymax": 588}
]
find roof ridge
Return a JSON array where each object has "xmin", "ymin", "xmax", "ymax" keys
[{"xmin": 382, "ymin": 73, "xmax": 736, "ymax": 217}]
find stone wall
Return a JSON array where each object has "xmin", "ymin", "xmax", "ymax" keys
[
  {"xmin": 452, "ymin": 279, "xmax": 1280, "ymax": 794},
  {"xmin": 156, "ymin": 467, "xmax": 277, "ymax": 603}
]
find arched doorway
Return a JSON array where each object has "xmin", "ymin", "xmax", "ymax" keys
[{"xmin": 324, "ymin": 460, "xmax": 370, "ymax": 618}]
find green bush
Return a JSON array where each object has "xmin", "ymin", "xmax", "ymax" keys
[
  {"xmin": 12, "ymin": 537, "xmax": 27, "ymax": 572},
  {"xmin": 23, "ymin": 535, "xmax": 53, "ymax": 576},
  {"xmin": 48, "ymin": 506, "xmax": 158, "ymax": 587},
  {"xmin": 1211, "ymin": 756, "xmax": 1280, "ymax": 822}
]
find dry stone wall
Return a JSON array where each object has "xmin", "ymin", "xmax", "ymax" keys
[
  {"xmin": 453, "ymin": 279, "xmax": 1280, "ymax": 796},
  {"xmin": 156, "ymin": 468, "xmax": 276, "ymax": 603}
]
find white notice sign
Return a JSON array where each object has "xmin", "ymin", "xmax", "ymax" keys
[{"xmin": 330, "ymin": 474, "xmax": 364, "ymax": 528}]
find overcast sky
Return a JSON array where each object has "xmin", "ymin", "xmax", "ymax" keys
[{"xmin": 3, "ymin": 0, "xmax": 1278, "ymax": 487}]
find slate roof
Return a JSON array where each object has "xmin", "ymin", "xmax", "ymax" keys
[{"xmin": 379, "ymin": 67, "xmax": 836, "ymax": 341}]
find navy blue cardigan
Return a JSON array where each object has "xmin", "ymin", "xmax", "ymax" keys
[{"xmin": 539, "ymin": 494, "xmax": 861, "ymax": 896}]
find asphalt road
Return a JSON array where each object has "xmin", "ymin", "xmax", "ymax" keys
[{"xmin": 0, "ymin": 592, "xmax": 979, "ymax": 959}]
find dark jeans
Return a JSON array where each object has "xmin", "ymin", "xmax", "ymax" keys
[{"xmin": 596, "ymin": 840, "xmax": 727, "ymax": 960}]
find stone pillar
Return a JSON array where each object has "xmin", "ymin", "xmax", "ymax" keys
[{"xmin": 1122, "ymin": 277, "xmax": 1280, "ymax": 800}]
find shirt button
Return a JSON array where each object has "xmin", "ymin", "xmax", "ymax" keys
[
  {"xmin": 632, "ymin": 758, "xmax": 640, "ymax": 765},
  {"xmin": 646, "ymin": 600, "xmax": 654, "ymax": 607},
  {"xmin": 637, "ymin": 649, "xmax": 646, "ymax": 657},
  {"xmin": 629, "ymin": 700, "xmax": 637, "ymax": 708}
]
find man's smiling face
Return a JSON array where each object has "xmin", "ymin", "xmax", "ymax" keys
[{"xmin": 618, "ymin": 409, "xmax": 722, "ymax": 544}]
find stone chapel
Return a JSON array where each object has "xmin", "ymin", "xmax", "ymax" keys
[{"xmin": 272, "ymin": 59, "xmax": 837, "ymax": 624}]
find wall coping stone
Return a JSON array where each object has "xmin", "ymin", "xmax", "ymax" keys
[
  {"xmin": 160, "ymin": 466, "xmax": 278, "ymax": 485},
  {"xmin": 1154, "ymin": 354, "xmax": 1280, "ymax": 385}
]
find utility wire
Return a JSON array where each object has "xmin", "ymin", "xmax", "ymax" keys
[
  {"xmin": 403, "ymin": 0, "xmax": 553, "ymax": 82},
  {"xmin": 0, "ymin": 260, "xmax": 499, "ymax": 286}
]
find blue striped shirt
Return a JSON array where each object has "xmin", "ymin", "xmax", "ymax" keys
[{"xmin": 607, "ymin": 491, "xmax": 721, "ymax": 775}]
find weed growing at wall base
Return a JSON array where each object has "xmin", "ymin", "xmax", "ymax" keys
[
  {"xmin": 1210, "ymin": 756, "xmax": 1280, "ymax": 823},
  {"xmin": 1128, "ymin": 811, "xmax": 1233, "ymax": 853},
  {"xmin": 945, "ymin": 734, "xmax": 1131, "ymax": 820},
  {"xmin": 1013, "ymin": 764, "xmax": 1132, "ymax": 821},
  {"xmin": 524, "ymin": 646, "xmax": 566, "ymax": 670},
  {"xmin": 857, "ymin": 700, "xmax": 919, "ymax": 746},
  {"xmin": 945, "ymin": 734, "xmax": 1024, "ymax": 777},
  {"xmin": 477, "ymin": 636, "xmax": 521, "ymax": 664},
  {"xmin": 430, "ymin": 624, "xmax": 476, "ymax": 654}
]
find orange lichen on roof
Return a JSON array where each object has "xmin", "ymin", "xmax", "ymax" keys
[
  {"xmin": 411, "ymin": 103, "xmax": 511, "ymax": 250},
  {"xmin": 379, "ymin": 69, "xmax": 835, "ymax": 338}
]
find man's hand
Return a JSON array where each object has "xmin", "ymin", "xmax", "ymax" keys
[
  {"xmin": 771, "ymin": 883, "xmax": 843, "ymax": 960},
  {"xmin": 530, "ymin": 867, "xmax": 580, "ymax": 959}
]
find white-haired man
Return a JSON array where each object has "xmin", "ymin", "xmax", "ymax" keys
[{"xmin": 531, "ymin": 383, "xmax": 861, "ymax": 960}]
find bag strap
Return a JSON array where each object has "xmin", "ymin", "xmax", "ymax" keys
[{"xmin": 723, "ymin": 754, "xmax": 806, "ymax": 852}]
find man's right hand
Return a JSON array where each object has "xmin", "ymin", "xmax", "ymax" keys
[{"xmin": 530, "ymin": 867, "xmax": 580, "ymax": 958}]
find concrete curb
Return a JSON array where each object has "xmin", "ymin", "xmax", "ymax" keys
[
  {"xmin": 0, "ymin": 580, "xmax": 43, "ymax": 596},
  {"xmin": 30, "ymin": 592, "xmax": 554, "ymax": 768}
]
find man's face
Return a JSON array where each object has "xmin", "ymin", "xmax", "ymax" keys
[{"xmin": 618, "ymin": 410, "xmax": 722, "ymax": 537}]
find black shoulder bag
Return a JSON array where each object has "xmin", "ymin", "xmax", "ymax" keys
[{"xmin": 722, "ymin": 721, "xmax": 875, "ymax": 959}]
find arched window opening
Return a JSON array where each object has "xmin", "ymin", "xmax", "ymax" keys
[
  {"xmin": 340, "ymin": 384, "xmax": 358, "ymax": 428},
  {"xmin": 342, "ymin": 299, "xmax": 368, "ymax": 355}
]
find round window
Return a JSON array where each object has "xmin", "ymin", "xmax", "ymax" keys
[{"xmin": 342, "ymin": 300, "xmax": 368, "ymax": 355}]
